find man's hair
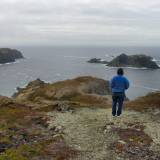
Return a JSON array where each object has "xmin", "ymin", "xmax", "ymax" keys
[{"xmin": 117, "ymin": 68, "xmax": 124, "ymax": 75}]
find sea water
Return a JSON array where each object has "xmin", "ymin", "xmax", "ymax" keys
[{"xmin": 0, "ymin": 46, "xmax": 160, "ymax": 100}]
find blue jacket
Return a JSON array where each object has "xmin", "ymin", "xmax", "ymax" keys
[{"xmin": 110, "ymin": 75, "xmax": 129, "ymax": 93}]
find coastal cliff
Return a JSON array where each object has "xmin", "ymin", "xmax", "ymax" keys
[
  {"xmin": 0, "ymin": 48, "xmax": 23, "ymax": 64},
  {"xmin": 0, "ymin": 76, "xmax": 159, "ymax": 159}
]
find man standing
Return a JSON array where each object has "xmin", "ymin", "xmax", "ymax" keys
[{"xmin": 110, "ymin": 68, "xmax": 129, "ymax": 117}]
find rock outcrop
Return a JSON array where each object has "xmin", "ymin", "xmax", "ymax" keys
[
  {"xmin": 14, "ymin": 76, "xmax": 111, "ymax": 109},
  {"xmin": 88, "ymin": 58, "xmax": 108, "ymax": 64},
  {"xmin": 107, "ymin": 54, "xmax": 160, "ymax": 69},
  {"xmin": 0, "ymin": 48, "xmax": 24, "ymax": 64}
]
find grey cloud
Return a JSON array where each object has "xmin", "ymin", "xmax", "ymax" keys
[{"xmin": 0, "ymin": 0, "xmax": 160, "ymax": 46}]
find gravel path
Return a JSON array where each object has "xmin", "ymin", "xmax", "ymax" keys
[{"xmin": 47, "ymin": 107, "xmax": 160, "ymax": 160}]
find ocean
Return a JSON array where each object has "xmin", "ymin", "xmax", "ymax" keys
[{"xmin": 0, "ymin": 46, "xmax": 160, "ymax": 100}]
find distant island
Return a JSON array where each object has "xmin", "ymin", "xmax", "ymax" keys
[
  {"xmin": 88, "ymin": 54, "xmax": 160, "ymax": 69},
  {"xmin": 87, "ymin": 58, "xmax": 108, "ymax": 64},
  {"xmin": 0, "ymin": 48, "xmax": 24, "ymax": 64},
  {"xmin": 107, "ymin": 54, "xmax": 160, "ymax": 69}
]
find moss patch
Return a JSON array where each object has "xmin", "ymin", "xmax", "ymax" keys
[
  {"xmin": 0, "ymin": 136, "xmax": 77, "ymax": 160},
  {"xmin": 109, "ymin": 122, "xmax": 160, "ymax": 159}
]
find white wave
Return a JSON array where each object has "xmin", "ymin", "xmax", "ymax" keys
[
  {"xmin": 100, "ymin": 59, "xmax": 106, "ymax": 62},
  {"xmin": 8, "ymin": 60, "xmax": 21, "ymax": 65},
  {"xmin": 152, "ymin": 58, "xmax": 160, "ymax": 68},
  {"xmin": 105, "ymin": 54, "xmax": 115, "ymax": 58},
  {"xmin": 152, "ymin": 58, "xmax": 160, "ymax": 62},
  {"xmin": 132, "ymin": 84, "xmax": 160, "ymax": 91},
  {"xmin": 126, "ymin": 67, "xmax": 147, "ymax": 70},
  {"xmin": 0, "ymin": 59, "xmax": 22, "ymax": 66},
  {"xmin": 56, "ymin": 73, "xmax": 61, "ymax": 76},
  {"xmin": 64, "ymin": 55, "xmax": 89, "ymax": 59},
  {"xmin": 105, "ymin": 54, "xmax": 110, "ymax": 58},
  {"xmin": 152, "ymin": 58, "xmax": 157, "ymax": 62},
  {"xmin": 4, "ymin": 62, "xmax": 15, "ymax": 65},
  {"xmin": 106, "ymin": 66, "xmax": 148, "ymax": 70}
]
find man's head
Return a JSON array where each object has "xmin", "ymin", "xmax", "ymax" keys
[{"xmin": 117, "ymin": 68, "xmax": 124, "ymax": 76}]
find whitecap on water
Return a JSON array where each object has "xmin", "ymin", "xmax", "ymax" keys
[
  {"xmin": 106, "ymin": 66, "xmax": 148, "ymax": 70},
  {"xmin": 63, "ymin": 55, "xmax": 90, "ymax": 59},
  {"xmin": 132, "ymin": 84, "xmax": 160, "ymax": 91},
  {"xmin": 56, "ymin": 73, "xmax": 61, "ymax": 76},
  {"xmin": 152, "ymin": 58, "xmax": 160, "ymax": 62}
]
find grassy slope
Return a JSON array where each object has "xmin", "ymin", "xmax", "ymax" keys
[
  {"xmin": 0, "ymin": 96, "xmax": 78, "ymax": 160},
  {"xmin": 126, "ymin": 92, "xmax": 160, "ymax": 111}
]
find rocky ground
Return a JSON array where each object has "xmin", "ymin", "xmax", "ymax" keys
[
  {"xmin": 47, "ymin": 107, "xmax": 160, "ymax": 160},
  {"xmin": 0, "ymin": 76, "xmax": 160, "ymax": 160}
]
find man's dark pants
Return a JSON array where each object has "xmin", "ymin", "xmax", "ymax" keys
[{"xmin": 112, "ymin": 92, "xmax": 125, "ymax": 116}]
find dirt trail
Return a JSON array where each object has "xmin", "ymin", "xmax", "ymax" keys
[{"xmin": 47, "ymin": 107, "xmax": 160, "ymax": 160}]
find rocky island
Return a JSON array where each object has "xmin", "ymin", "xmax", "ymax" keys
[
  {"xmin": 88, "ymin": 54, "xmax": 160, "ymax": 69},
  {"xmin": 87, "ymin": 58, "xmax": 108, "ymax": 64},
  {"xmin": 0, "ymin": 76, "xmax": 159, "ymax": 159},
  {"xmin": 0, "ymin": 48, "xmax": 24, "ymax": 64},
  {"xmin": 107, "ymin": 54, "xmax": 160, "ymax": 69}
]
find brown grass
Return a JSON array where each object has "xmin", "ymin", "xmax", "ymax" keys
[
  {"xmin": 15, "ymin": 76, "xmax": 110, "ymax": 104},
  {"xmin": 0, "ymin": 96, "xmax": 78, "ymax": 159},
  {"xmin": 70, "ymin": 94, "xmax": 109, "ymax": 107},
  {"xmin": 126, "ymin": 92, "xmax": 160, "ymax": 111}
]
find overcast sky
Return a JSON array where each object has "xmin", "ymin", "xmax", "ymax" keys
[{"xmin": 1, "ymin": 0, "xmax": 160, "ymax": 46}]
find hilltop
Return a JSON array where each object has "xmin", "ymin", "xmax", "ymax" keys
[{"xmin": 0, "ymin": 76, "xmax": 159, "ymax": 159}]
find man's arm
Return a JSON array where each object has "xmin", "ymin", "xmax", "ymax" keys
[
  {"xmin": 125, "ymin": 78, "xmax": 130, "ymax": 90},
  {"xmin": 110, "ymin": 78, "xmax": 115, "ymax": 89},
  {"xmin": 109, "ymin": 78, "xmax": 114, "ymax": 93}
]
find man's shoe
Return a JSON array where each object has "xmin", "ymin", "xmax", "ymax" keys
[{"xmin": 112, "ymin": 113, "xmax": 116, "ymax": 117}]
